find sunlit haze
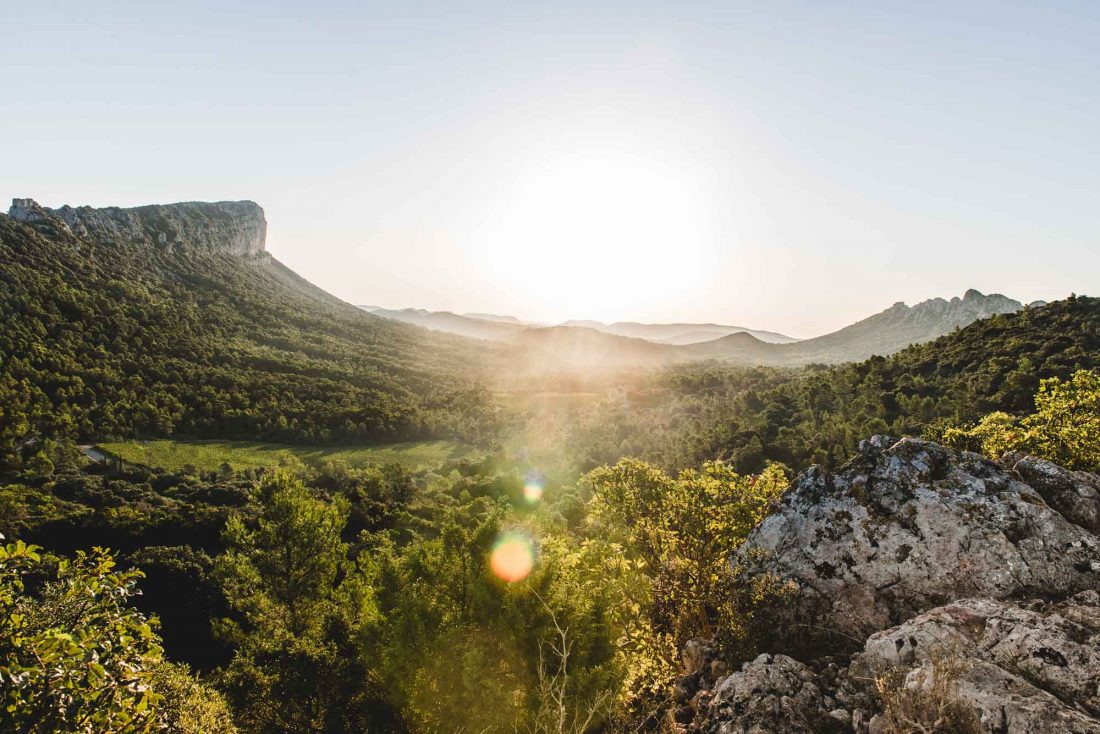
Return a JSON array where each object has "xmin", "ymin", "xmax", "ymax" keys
[{"xmin": 4, "ymin": 1, "xmax": 1099, "ymax": 336}]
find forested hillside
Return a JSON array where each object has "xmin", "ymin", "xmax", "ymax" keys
[
  {"xmin": 0, "ymin": 207, "xmax": 502, "ymax": 455},
  {"xmin": 566, "ymin": 296, "xmax": 1099, "ymax": 472}
]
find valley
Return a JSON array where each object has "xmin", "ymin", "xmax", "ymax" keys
[
  {"xmin": 7, "ymin": 6, "xmax": 1099, "ymax": 732},
  {"xmin": 1, "ymin": 197, "xmax": 1097, "ymax": 734}
]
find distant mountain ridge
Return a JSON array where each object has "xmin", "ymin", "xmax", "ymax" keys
[
  {"xmin": 364, "ymin": 289, "xmax": 1034, "ymax": 369},
  {"xmin": 362, "ymin": 307, "xmax": 798, "ymax": 346},
  {"xmin": 701, "ymin": 288, "xmax": 1030, "ymax": 365},
  {"xmin": 559, "ymin": 320, "xmax": 800, "ymax": 345},
  {"xmin": 362, "ymin": 307, "xmax": 528, "ymax": 342}
]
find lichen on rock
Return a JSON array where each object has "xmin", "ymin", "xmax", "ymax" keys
[{"xmin": 682, "ymin": 437, "xmax": 1100, "ymax": 733}]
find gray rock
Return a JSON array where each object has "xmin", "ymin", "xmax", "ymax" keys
[
  {"xmin": 848, "ymin": 595, "xmax": 1100, "ymax": 733},
  {"xmin": 1008, "ymin": 453, "xmax": 1100, "ymax": 535},
  {"xmin": 698, "ymin": 654, "xmax": 847, "ymax": 734},
  {"xmin": 682, "ymin": 638, "xmax": 718, "ymax": 677},
  {"xmin": 735, "ymin": 437, "xmax": 1100, "ymax": 650},
  {"xmin": 8, "ymin": 197, "xmax": 266, "ymax": 256}
]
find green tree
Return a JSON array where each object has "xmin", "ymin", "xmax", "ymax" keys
[
  {"xmin": 939, "ymin": 370, "xmax": 1100, "ymax": 471},
  {"xmin": 585, "ymin": 459, "xmax": 786, "ymax": 642},
  {"xmin": 582, "ymin": 460, "xmax": 789, "ymax": 726},
  {"xmin": 215, "ymin": 471, "xmax": 380, "ymax": 733},
  {"xmin": 148, "ymin": 661, "xmax": 238, "ymax": 734},
  {"xmin": 0, "ymin": 541, "xmax": 162, "ymax": 733}
]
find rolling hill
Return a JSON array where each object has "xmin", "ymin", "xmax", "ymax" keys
[
  {"xmin": 362, "ymin": 307, "xmax": 527, "ymax": 342},
  {"xmin": 366, "ymin": 290, "xmax": 1033, "ymax": 369}
]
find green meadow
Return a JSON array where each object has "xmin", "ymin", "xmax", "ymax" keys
[{"xmin": 96, "ymin": 438, "xmax": 482, "ymax": 473}]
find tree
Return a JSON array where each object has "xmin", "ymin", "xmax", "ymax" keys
[
  {"xmin": 938, "ymin": 370, "xmax": 1100, "ymax": 471},
  {"xmin": 214, "ymin": 470, "xmax": 381, "ymax": 734},
  {"xmin": 0, "ymin": 540, "xmax": 161, "ymax": 733},
  {"xmin": 148, "ymin": 661, "xmax": 238, "ymax": 734},
  {"xmin": 585, "ymin": 459, "xmax": 786, "ymax": 642},
  {"xmin": 582, "ymin": 460, "xmax": 789, "ymax": 726}
]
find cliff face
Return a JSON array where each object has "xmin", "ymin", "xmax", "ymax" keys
[{"xmin": 8, "ymin": 198, "xmax": 266, "ymax": 256}]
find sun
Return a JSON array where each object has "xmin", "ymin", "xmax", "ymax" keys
[{"xmin": 476, "ymin": 146, "xmax": 717, "ymax": 320}]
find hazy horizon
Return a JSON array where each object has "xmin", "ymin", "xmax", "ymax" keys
[{"xmin": 4, "ymin": 1, "xmax": 1099, "ymax": 335}]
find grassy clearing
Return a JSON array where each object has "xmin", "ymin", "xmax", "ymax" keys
[{"xmin": 97, "ymin": 439, "xmax": 482, "ymax": 473}]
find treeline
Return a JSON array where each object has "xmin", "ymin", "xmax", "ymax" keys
[
  {"xmin": 566, "ymin": 296, "xmax": 1100, "ymax": 473},
  {"xmin": 0, "ymin": 215, "xmax": 502, "ymax": 454}
]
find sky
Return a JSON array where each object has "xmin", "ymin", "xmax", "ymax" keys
[{"xmin": 2, "ymin": 1, "xmax": 1099, "ymax": 337}]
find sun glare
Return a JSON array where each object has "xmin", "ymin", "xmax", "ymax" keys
[{"xmin": 477, "ymin": 147, "xmax": 716, "ymax": 319}]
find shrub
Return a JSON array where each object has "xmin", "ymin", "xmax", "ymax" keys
[{"xmin": 875, "ymin": 653, "xmax": 983, "ymax": 734}]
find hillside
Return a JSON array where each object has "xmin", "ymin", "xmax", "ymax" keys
[
  {"xmin": 567, "ymin": 295, "xmax": 1100, "ymax": 472},
  {"xmin": 363, "ymin": 306, "xmax": 527, "ymax": 342},
  {"xmin": 692, "ymin": 289, "xmax": 1029, "ymax": 365},
  {"xmin": 0, "ymin": 198, "xmax": 501, "ymax": 451},
  {"xmin": 366, "ymin": 290, "xmax": 1029, "ymax": 369},
  {"xmin": 505, "ymin": 324, "xmax": 679, "ymax": 371}
]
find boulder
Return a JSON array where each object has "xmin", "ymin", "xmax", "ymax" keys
[
  {"xmin": 848, "ymin": 594, "xmax": 1100, "ymax": 733},
  {"xmin": 1007, "ymin": 453, "xmax": 1100, "ymax": 535},
  {"xmin": 696, "ymin": 654, "xmax": 847, "ymax": 734},
  {"xmin": 735, "ymin": 436, "xmax": 1100, "ymax": 650}
]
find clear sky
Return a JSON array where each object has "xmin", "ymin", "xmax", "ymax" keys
[{"xmin": 3, "ymin": 1, "xmax": 1098, "ymax": 337}]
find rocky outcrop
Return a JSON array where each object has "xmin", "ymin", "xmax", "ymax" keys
[
  {"xmin": 846, "ymin": 594, "xmax": 1100, "ymax": 732},
  {"xmin": 1007, "ymin": 453, "xmax": 1100, "ymax": 535},
  {"xmin": 682, "ymin": 437, "xmax": 1100, "ymax": 734},
  {"xmin": 735, "ymin": 436, "xmax": 1100, "ymax": 651},
  {"xmin": 8, "ymin": 198, "xmax": 266, "ymax": 256},
  {"xmin": 695, "ymin": 654, "xmax": 849, "ymax": 734}
]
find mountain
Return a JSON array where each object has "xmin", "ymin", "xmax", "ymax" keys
[
  {"xmin": 366, "ymin": 307, "xmax": 798, "ymax": 348},
  {"xmin": 0, "ymin": 198, "xmax": 500, "ymax": 448},
  {"xmin": 505, "ymin": 325, "xmax": 680, "ymax": 372},
  {"xmin": 559, "ymin": 319, "xmax": 799, "ymax": 345},
  {"xmin": 364, "ymin": 290, "xmax": 1032, "ymax": 370},
  {"xmin": 462, "ymin": 312, "xmax": 542, "ymax": 326},
  {"xmin": 362, "ymin": 307, "xmax": 527, "ymax": 342},
  {"xmin": 692, "ymin": 289, "xmax": 1029, "ymax": 365}
]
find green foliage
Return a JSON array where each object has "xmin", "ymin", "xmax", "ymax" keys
[
  {"xmin": 565, "ymin": 298, "xmax": 1099, "ymax": 473},
  {"xmin": 0, "ymin": 215, "xmax": 502, "ymax": 455},
  {"xmin": 586, "ymin": 460, "xmax": 786, "ymax": 643},
  {"xmin": 148, "ymin": 661, "xmax": 238, "ymax": 734},
  {"xmin": 582, "ymin": 460, "xmax": 789, "ymax": 724},
  {"xmin": 937, "ymin": 369, "xmax": 1100, "ymax": 471},
  {"xmin": 0, "ymin": 540, "xmax": 163, "ymax": 733},
  {"xmin": 99, "ymin": 437, "xmax": 481, "ymax": 473},
  {"xmin": 215, "ymin": 471, "xmax": 380, "ymax": 733}
]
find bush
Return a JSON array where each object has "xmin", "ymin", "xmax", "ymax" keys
[
  {"xmin": 936, "ymin": 370, "xmax": 1100, "ymax": 471},
  {"xmin": 875, "ymin": 653, "xmax": 983, "ymax": 734}
]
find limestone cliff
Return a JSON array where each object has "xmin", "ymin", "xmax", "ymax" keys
[{"xmin": 8, "ymin": 197, "xmax": 266, "ymax": 256}]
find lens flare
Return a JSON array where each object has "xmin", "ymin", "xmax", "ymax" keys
[
  {"xmin": 522, "ymin": 479, "xmax": 544, "ymax": 504},
  {"xmin": 490, "ymin": 532, "xmax": 534, "ymax": 583}
]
